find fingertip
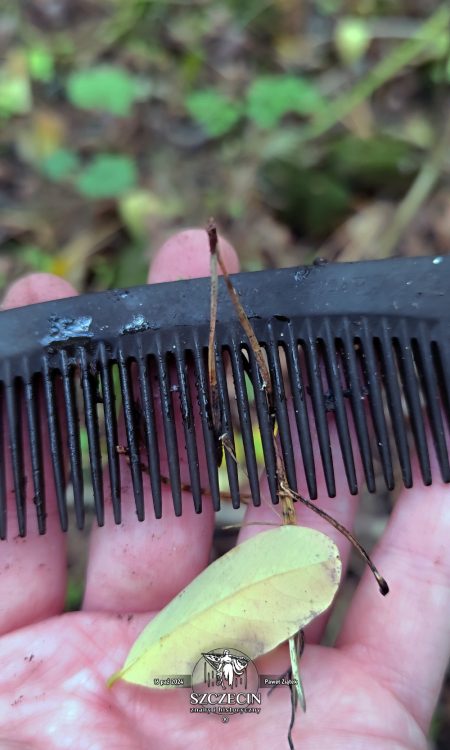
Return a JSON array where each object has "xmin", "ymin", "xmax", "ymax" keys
[
  {"xmin": 148, "ymin": 228, "xmax": 240, "ymax": 284},
  {"xmin": 1, "ymin": 273, "xmax": 77, "ymax": 310}
]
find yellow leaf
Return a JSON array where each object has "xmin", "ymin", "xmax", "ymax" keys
[{"xmin": 108, "ymin": 526, "xmax": 341, "ymax": 688}]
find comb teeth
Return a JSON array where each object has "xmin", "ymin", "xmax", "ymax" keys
[
  {"xmin": 136, "ymin": 348, "xmax": 162, "ymax": 518},
  {"xmin": 192, "ymin": 336, "xmax": 221, "ymax": 512},
  {"xmin": 229, "ymin": 339, "xmax": 261, "ymax": 508},
  {"xmin": 42, "ymin": 357, "xmax": 67, "ymax": 533},
  {"xmin": 60, "ymin": 350, "xmax": 84, "ymax": 530},
  {"xmin": 155, "ymin": 341, "xmax": 182, "ymax": 516},
  {"xmin": 0, "ymin": 383, "xmax": 6, "ymax": 539},
  {"xmin": 99, "ymin": 343, "xmax": 121, "ymax": 523},
  {"xmin": 5, "ymin": 377, "xmax": 26, "ymax": 536},
  {"xmin": 174, "ymin": 339, "xmax": 202, "ymax": 513},
  {"xmin": 0, "ymin": 257, "xmax": 449, "ymax": 537}
]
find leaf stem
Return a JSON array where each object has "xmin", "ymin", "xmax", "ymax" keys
[
  {"xmin": 206, "ymin": 219, "xmax": 221, "ymax": 439},
  {"xmin": 281, "ymin": 482, "xmax": 389, "ymax": 596}
]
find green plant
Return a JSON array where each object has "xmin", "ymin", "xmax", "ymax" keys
[
  {"xmin": 185, "ymin": 89, "xmax": 243, "ymax": 137},
  {"xmin": 40, "ymin": 149, "xmax": 80, "ymax": 181},
  {"xmin": 334, "ymin": 17, "xmax": 371, "ymax": 66},
  {"xmin": 27, "ymin": 45, "xmax": 55, "ymax": 82},
  {"xmin": 75, "ymin": 154, "xmax": 138, "ymax": 198},
  {"xmin": 66, "ymin": 65, "xmax": 149, "ymax": 116},
  {"xmin": 0, "ymin": 71, "xmax": 31, "ymax": 117},
  {"xmin": 246, "ymin": 75, "xmax": 324, "ymax": 128}
]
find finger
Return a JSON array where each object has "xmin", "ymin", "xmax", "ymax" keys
[
  {"xmin": 0, "ymin": 273, "xmax": 77, "ymax": 634},
  {"xmin": 83, "ymin": 228, "xmax": 239, "ymax": 613},
  {"xmin": 148, "ymin": 227, "xmax": 238, "ymax": 284},
  {"xmin": 337, "ymin": 456, "xmax": 450, "ymax": 732}
]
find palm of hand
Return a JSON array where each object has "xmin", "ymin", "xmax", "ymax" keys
[{"xmin": 0, "ymin": 610, "xmax": 427, "ymax": 750}]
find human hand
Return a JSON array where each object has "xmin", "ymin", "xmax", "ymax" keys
[{"xmin": 0, "ymin": 231, "xmax": 448, "ymax": 750}]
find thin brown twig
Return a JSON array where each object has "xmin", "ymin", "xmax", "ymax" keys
[
  {"xmin": 207, "ymin": 222, "xmax": 389, "ymax": 596},
  {"xmin": 213, "ymin": 237, "xmax": 272, "ymax": 396},
  {"xmin": 207, "ymin": 220, "xmax": 390, "ymax": 743},
  {"xmin": 280, "ymin": 482, "xmax": 389, "ymax": 596},
  {"xmin": 206, "ymin": 219, "xmax": 221, "ymax": 438},
  {"xmin": 208, "ymin": 221, "xmax": 305, "ymax": 733}
]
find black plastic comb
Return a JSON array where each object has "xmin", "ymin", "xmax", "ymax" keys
[{"xmin": 0, "ymin": 255, "xmax": 449, "ymax": 539}]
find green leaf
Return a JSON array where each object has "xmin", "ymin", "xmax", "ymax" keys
[
  {"xmin": 119, "ymin": 190, "xmax": 179, "ymax": 237},
  {"xmin": 316, "ymin": 0, "xmax": 344, "ymax": 14},
  {"xmin": 66, "ymin": 65, "xmax": 146, "ymax": 116},
  {"xmin": 40, "ymin": 148, "xmax": 80, "ymax": 181},
  {"xmin": 27, "ymin": 46, "xmax": 55, "ymax": 82},
  {"xmin": 20, "ymin": 245, "xmax": 54, "ymax": 273},
  {"xmin": 75, "ymin": 154, "xmax": 137, "ymax": 199},
  {"xmin": 108, "ymin": 526, "xmax": 341, "ymax": 688},
  {"xmin": 185, "ymin": 89, "xmax": 242, "ymax": 137},
  {"xmin": 0, "ymin": 74, "xmax": 31, "ymax": 117},
  {"xmin": 247, "ymin": 75, "xmax": 324, "ymax": 128},
  {"xmin": 334, "ymin": 18, "xmax": 371, "ymax": 66}
]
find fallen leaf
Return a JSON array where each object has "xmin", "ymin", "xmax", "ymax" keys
[{"xmin": 108, "ymin": 525, "xmax": 341, "ymax": 688}]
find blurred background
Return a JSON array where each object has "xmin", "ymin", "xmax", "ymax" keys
[
  {"xmin": 1, "ymin": 1, "xmax": 449, "ymax": 291},
  {"xmin": 0, "ymin": 1, "xmax": 449, "ymax": 745}
]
